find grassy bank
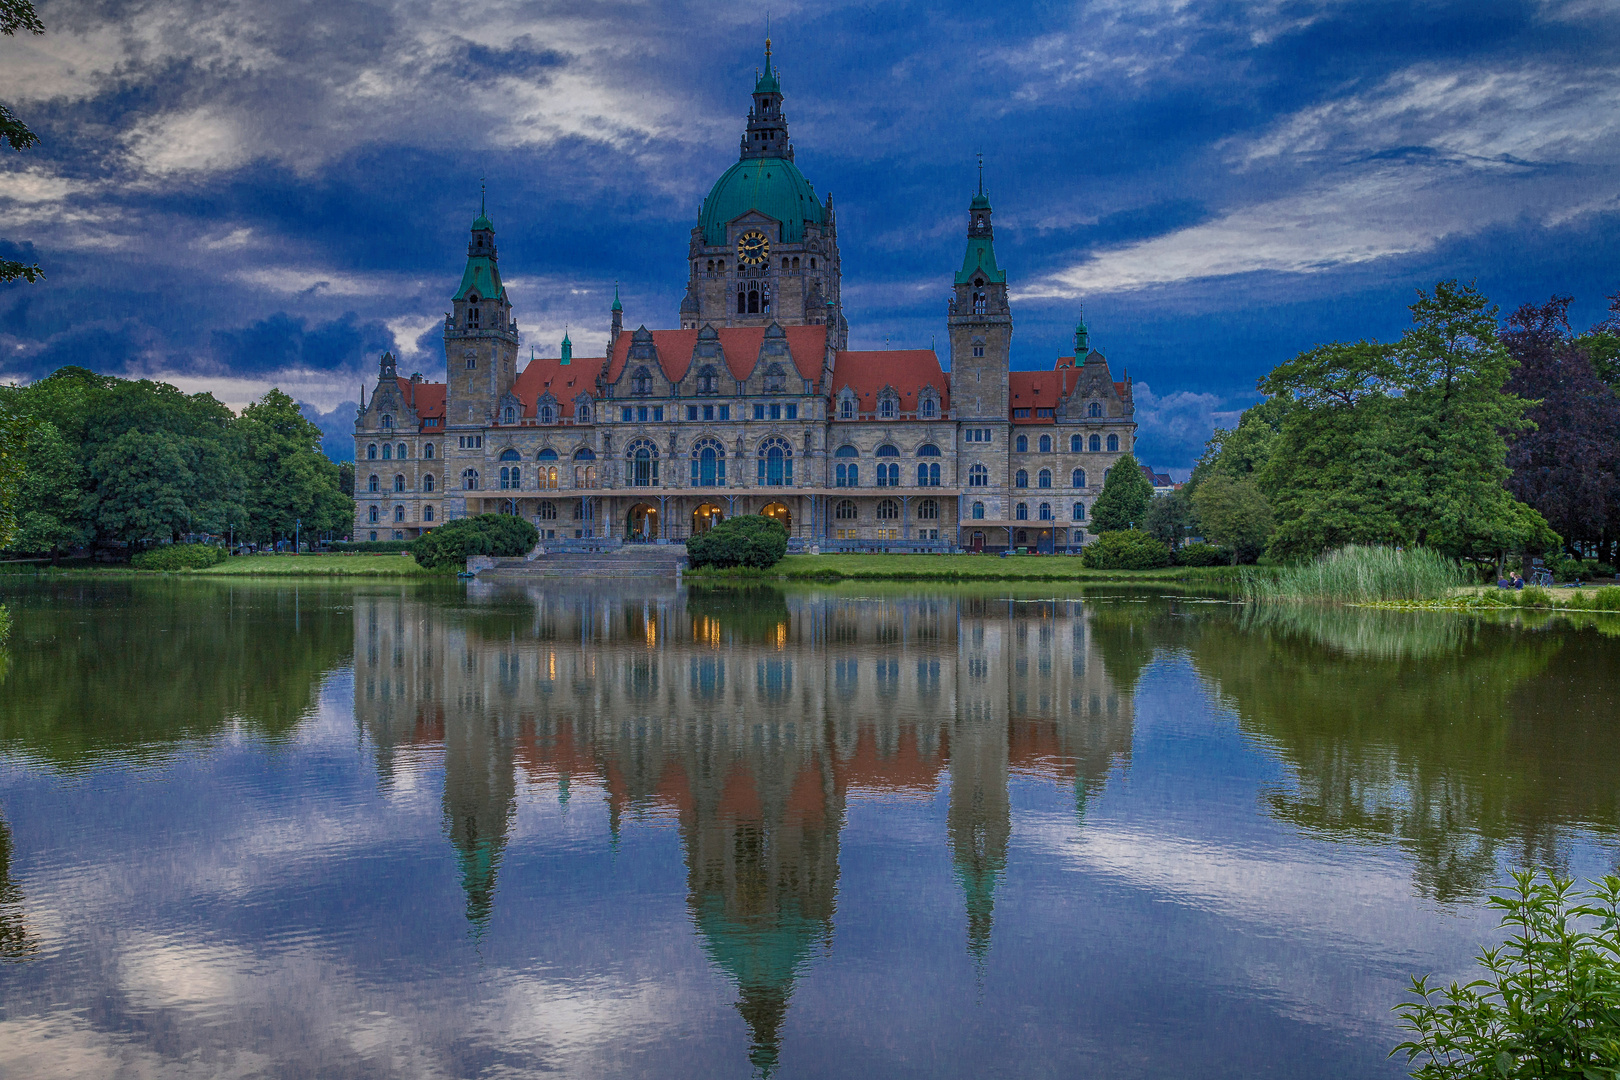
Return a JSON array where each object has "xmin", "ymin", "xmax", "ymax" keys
[
  {"xmin": 1244, "ymin": 545, "xmax": 1471, "ymax": 604},
  {"xmin": 1366, "ymin": 584, "xmax": 1620, "ymax": 614},
  {"xmin": 688, "ymin": 553, "xmax": 1254, "ymax": 584},
  {"xmin": 4, "ymin": 554, "xmax": 443, "ymax": 578}
]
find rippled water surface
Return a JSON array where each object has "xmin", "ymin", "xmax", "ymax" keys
[{"xmin": 1, "ymin": 580, "xmax": 1618, "ymax": 1079}]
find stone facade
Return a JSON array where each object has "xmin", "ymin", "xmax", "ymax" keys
[{"xmin": 354, "ymin": 44, "xmax": 1136, "ymax": 552}]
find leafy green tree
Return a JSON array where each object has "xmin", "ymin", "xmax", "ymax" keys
[
  {"xmin": 1090, "ymin": 452, "xmax": 1153, "ymax": 532},
  {"xmin": 237, "ymin": 389, "xmax": 352, "ymax": 543},
  {"xmin": 1192, "ymin": 475, "xmax": 1273, "ymax": 564},
  {"xmin": 86, "ymin": 430, "xmax": 196, "ymax": 541},
  {"xmin": 1143, "ymin": 487, "xmax": 1197, "ymax": 550},
  {"xmin": 0, "ymin": 0, "xmax": 44, "ymax": 284},
  {"xmin": 1395, "ymin": 872, "xmax": 1620, "ymax": 1079},
  {"xmin": 1189, "ymin": 394, "xmax": 1292, "ymax": 486},
  {"xmin": 0, "ymin": 393, "xmax": 26, "ymax": 549},
  {"xmin": 10, "ymin": 419, "xmax": 84, "ymax": 556}
]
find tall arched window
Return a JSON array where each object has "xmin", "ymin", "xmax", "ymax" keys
[
  {"xmin": 834, "ymin": 445, "xmax": 859, "ymax": 488},
  {"xmin": 424, "ymin": 506, "xmax": 435, "ymax": 522},
  {"xmin": 632, "ymin": 367, "xmax": 653, "ymax": 395},
  {"xmin": 367, "ymin": 444, "xmax": 377, "ymax": 460},
  {"xmin": 368, "ymin": 505, "xmax": 379, "ymax": 523},
  {"xmin": 969, "ymin": 463, "xmax": 988, "ymax": 487},
  {"xmin": 424, "ymin": 474, "xmax": 436, "ymax": 492},
  {"xmin": 917, "ymin": 499, "xmax": 939, "ymax": 520},
  {"xmin": 875, "ymin": 444, "xmax": 899, "ymax": 487},
  {"xmin": 1015, "ymin": 469, "xmax": 1028, "ymax": 488},
  {"xmin": 395, "ymin": 443, "xmax": 406, "ymax": 459},
  {"xmin": 539, "ymin": 404, "xmax": 554, "ymax": 423},
  {"xmin": 1070, "ymin": 434, "xmax": 1082, "ymax": 452},
  {"xmin": 1088, "ymin": 401, "xmax": 1103, "ymax": 418},
  {"xmin": 757, "ymin": 436, "xmax": 792, "ymax": 486},
  {"xmin": 917, "ymin": 462, "xmax": 940, "ymax": 486},
  {"xmin": 1016, "ymin": 435, "xmax": 1028, "ymax": 452},
  {"xmin": 1038, "ymin": 469, "xmax": 1052, "ymax": 489},
  {"xmin": 382, "ymin": 444, "xmax": 392, "ymax": 460},
  {"xmin": 835, "ymin": 499, "xmax": 858, "ymax": 520},
  {"xmin": 381, "ymin": 414, "xmax": 394, "ymax": 429},
  {"xmin": 1089, "ymin": 435, "xmax": 1102, "ymax": 452},
  {"xmin": 499, "ymin": 466, "xmax": 518, "ymax": 490},
  {"xmin": 690, "ymin": 438, "xmax": 726, "ymax": 487},
  {"xmin": 1016, "ymin": 502, "xmax": 1029, "ymax": 521},
  {"xmin": 462, "ymin": 469, "xmax": 480, "ymax": 490},
  {"xmin": 1071, "ymin": 468, "xmax": 1086, "ymax": 488},
  {"xmin": 394, "ymin": 474, "xmax": 406, "ymax": 492},
  {"xmin": 395, "ymin": 505, "xmax": 405, "ymax": 522},
  {"xmin": 972, "ymin": 501, "xmax": 985, "ymax": 520},
  {"xmin": 920, "ymin": 397, "xmax": 937, "ymax": 418},
  {"xmin": 1107, "ymin": 434, "xmax": 1120, "ymax": 452},
  {"xmin": 368, "ymin": 474, "xmax": 379, "ymax": 492},
  {"xmin": 737, "ymin": 290, "xmax": 747, "ymax": 314},
  {"xmin": 1072, "ymin": 502, "xmax": 1086, "ymax": 521},
  {"xmin": 577, "ymin": 403, "xmax": 591, "ymax": 422},
  {"xmin": 839, "ymin": 394, "xmax": 855, "ymax": 419},
  {"xmin": 503, "ymin": 406, "xmax": 516, "ymax": 425},
  {"xmin": 1039, "ymin": 434, "xmax": 1052, "ymax": 453},
  {"xmin": 1039, "ymin": 502, "xmax": 1052, "ymax": 521},
  {"xmin": 878, "ymin": 396, "xmax": 896, "ymax": 419},
  {"xmin": 876, "ymin": 499, "xmax": 899, "ymax": 521},
  {"xmin": 424, "ymin": 444, "xmax": 435, "ymax": 459},
  {"xmin": 627, "ymin": 439, "xmax": 659, "ymax": 486}
]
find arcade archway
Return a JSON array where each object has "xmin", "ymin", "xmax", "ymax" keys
[
  {"xmin": 627, "ymin": 502, "xmax": 659, "ymax": 540},
  {"xmin": 692, "ymin": 503, "xmax": 724, "ymax": 535},
  {"xmin": 759, "ymin": 501, "xmax": 791, "ymax": 531}
]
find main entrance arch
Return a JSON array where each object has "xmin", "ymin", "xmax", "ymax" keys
[
  {"xmin": 627, "ymin": 502, "xmax": 659, "ymax": 540},
  {"xmin": 692, "ymin": 503, "xmax": 724, "ymax": 535},
  {"xmin": 759, "ymin": 501, "xmax": 791, "ymax": 531}
]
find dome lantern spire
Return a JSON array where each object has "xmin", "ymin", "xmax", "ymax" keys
[{"xmin": 743, "ymin": 36, "xmax": 789, "ymax": 160}]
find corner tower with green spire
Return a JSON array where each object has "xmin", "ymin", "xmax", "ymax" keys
[
  {"xmin": 948, "ymin": 166, "xmax": 1013, "ymax": 520},
  {"xmin": 681, "ymin": 39, "xmax": 843, "ymax": 345},
  {"xmin": 445, "ymin": 200, "xmax": 520, "ymax": 427}
]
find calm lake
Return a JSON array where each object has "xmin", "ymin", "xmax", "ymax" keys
[{"xmin": 0, "ymin": 580, "xmax": 1617, "ymax": 1079}]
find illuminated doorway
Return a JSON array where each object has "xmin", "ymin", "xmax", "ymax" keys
[
  {"xmin": 759, "ymin": 501, "xmax": 791, "ymax": 531},
  {"xmin": 628, "ymin": 503, "xmax": 659, "ymax": 540},
  {"xmin": 692, "ymin": 503, "xmax": 724, "ymax": 535}
]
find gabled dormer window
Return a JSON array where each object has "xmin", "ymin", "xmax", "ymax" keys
[
  {"xmin": 502, "ymin": 406, "xmax": 515, "ymax": 424},
  {"xmin": 920, "ymin": 395, "xmax": 937, "ymax": 419},
  {"xmin": 381, "ymin": 414, "xmax": 393, "ymax": 429},
  {"xmin": 878, "ymin": 395, "xmax": 896, "ymax": 419},
  {"xmin": 538, "ymin": 404, "xmax": 554, "ymax": 424}
]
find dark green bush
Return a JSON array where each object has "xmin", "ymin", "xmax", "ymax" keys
[
  {"xmin": 686, "ymin": 515, "xmax": 788, "ymax": 570},
  {"xmin": 410, "ymin": 514, "xmax": 539, "ymax": 571},
  {"xmin": 1590, "ymin": 586, "xmax": 1620, "ymax": 611},
  {"xmin": 1173, "ymin": 542, "xmax": 1228, "ymax": 567},
  {"xmin": 331, "ymin": 540, "xmax": 414, "ymax": 553},
  {"xmin": 1080, "ymin": 530, "xmax": 1172, "ymax": 570},
  {"xmin": 131, "ymin": 544, "xmax": 228, "ymax": 571}
]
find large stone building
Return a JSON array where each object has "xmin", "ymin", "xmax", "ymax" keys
[{"xmin": 354, "ymin": 43, "xmax": 1137, "ymax": 552}]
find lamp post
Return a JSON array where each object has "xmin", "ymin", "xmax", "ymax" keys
[{"xmin": 295, "ymin": 518, "xmax": 301, "ymax": 555}]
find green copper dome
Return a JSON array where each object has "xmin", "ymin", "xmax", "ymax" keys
[
  {"xmin": 471, "ymin": 212, "xmax": 494, "ymax": 231},
  {"xmin": 700, "ymin": 156, "xmax": 824, "ymax": 247}
]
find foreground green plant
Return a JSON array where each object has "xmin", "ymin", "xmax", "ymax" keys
[
  {"xmin": 1246, "ymin": 544, "xmax": 1470, "ymax": 603},
  {"xmin": 130, "ymin": 543, "xmax": 227, "ymax": 571},
  {"xmin": 1394, "ymin": 871, "xmax": 1620, "ymax": 1079},
  {"xmin": 410, "ymin": 514, "xmax": 538, "ymax": 571},
  {"xmin": 1081, "ymin": 529, "xmax": 1172, "ymax": 570},
  {"xmin": 686, "ymin": 515, "xmax": 787, "ymax": 570}
]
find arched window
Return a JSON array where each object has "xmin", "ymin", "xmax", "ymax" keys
[
  {"xmin": 368, "ymin": 505, "xmax": 379, "ymax": 523},
  {"xmin": 502, "ymin": 406, "xmax": 515, "ymax": 424},
  {"xmin": 499, "ymin": 448, "xmax": 520, "ymax": 461},
  {"xmin": 394, "ymin": 474, "xmax": 406, "ymax": 492},
  {"xmin": 544, "ymin": 466, "xmax": 558, "ymax": 489},
  {"xmin": 539, "ymin": 404, "xmax": 554, "ymax": 423},
  {"xmin": 697, "ymin": 366, "xmax": 719, "ymax": 394},
  {"xmin": 839, "ymin": 395, "xmax": 854, "ymax": 419},
  {"xmin": 878, "ymin": 396, "xmax": 896, "ymax": 419},
  {"xmin": 462, "ymin": 469, "xmax": 480, "ymax": 490},
  {"xmin": 424, "ymin": 474, "xmax": 436, "ymax": 492},
  {"xmin": 917, "ymin": 443, "xmax": 941, "ymax": 457},
  {"xmin": 395, "ymin": 443, "xmax": 406, "ymax": 459},
  {"xmin": 757, "ymin": 436, "xmax": 792, "ymax": 486},
  {"xmin": 809, "ymin": 257, "xmax": 816, "ymax": 269},
  {"xmin": 876, "ymin": 444, "xmax": 899, "ymax": 457},
  {"xmin": 1038, "ymin": 468, "xmax": 1052, "ymax": 488},
  {"xmin": 737, "ymin": 290, "xmax": 747, "ymax": 315},
  {"xmin": 748, "ymin": 289, "xmax": 760, "ymax": 314},
  {"xmin": 368, "ymin": 474, "xmax": 379, "ymax": 493},
  {"xmin": 972, "ymin": 501, "xmax": 985, "ymax": 520},
  {"xmin": 574, "ymin": 447, "xmax": 596, "ymax": 460},
  {"xmin": 917, "ymin": 462, "xmax": 940, "ymax": 486},
  {"xmin": 920, "ymin": 396, "xmax": 936, "ymax": 418},
  {"xmin": 1016, "ymin": 502, "xmax": 1029, "ymax": 521},
  {"xmin": 533, "ymin": 448, "xmax": 556, "ymax": 461},
  {"xmin": 394, "ymin": 505, "xmax": 405, "ymax": 522},
  {"xmin": 467, "ymin": 301, "xmax": 480, "ymax": 328},
  {"xmin": 424, "ymin": 443, "xmax": 435, "ymax": 459},
  {"xmin": 381, "ymin": 414, "xmax": 394, "ymax": 429},
  {"xmin": 627, "ymin": 439, "xmax": 659, "ymax": 486},
  {"xmin": 577, "ymin": 403, "xmax": 590, "ymax": 423},
  {"xmin": 382, "ymin": 444, "xmax": 392, "ymax": 460},
  {"xmin": 1108, "ymin": 434, "xmax": 1120, "ymax": 452},
  {"xmin": 973, "ymin": 290, "xmax": 986, "ymax": 315},
  {"xmin": 969, "ymin": 463, "xmax": 988, "ymax": 487},
  {"xmin": 690, "ymin": 438, "xmax": 726, "ymax": 487},
  {"xmin": 835, "ymin": 445, "xmax": 859, "ymax": 457},
  {"xmin": 835, "ymin": 499, "xmax": 858, "ymax": 521},
  {"xmin": 1039, "ymin": 502, "xmax": 1052, "ymax": 521},
  {"xmin": 1072, "ymin": 502, "xmax": 1086, "ymax": 521},
  {"xmin": 499, "ymin": 466, "xmax": 518, "ymax": 490},
  {"xmin": 875, "ymin": 445, "xmax": 899, "ymax": 487},
  {"xmin": 1015, "ymin": 469, "xmax": 1028, "ymax": 488},
  {"xmin": 367, "ymin": 444, "xmax": 377, "ymax": 460},
  {"xmin": 876, "ymin": 499, "xmax": 899, "ymax": 521},
  {"xmin": 917, "ymin": 499, "xmax": 939, "ymax": 520},
  {"xmin": 1016, "ymin": 435, "xmax": 1028, "ymax": 453},
  {"xmin": 538, "ymin": 501, "xmax": 557, "ymax": 520},
  {"xmin": 764, "ymin": 364, "xmax": 786, "ymax": 393},
  {"xmin": 834, "ymin": 445, "xmax": 859, "ymax": 488},
  {"xmin": 792, "ymin": 256, "xmax": 800, "ymax": 269},
  {"xmin": 1039, "ymin": 434, "xmax": 1052, "ymax": 453},
  {"xmin": 1088, "ymin": 401, "xmax": 1103, "ymax": 418},
  {"xmin": 632, "ymin": 367, "xmax": 653, "ymax": 395},
  {"xmin": 1071, "ymin": 468, "xmax": 1086, "ymax": 488},
  {"xmin": 1089, "ymin": 435, "xmax": 1102, "ymax": 452},
  {"xmin": 1070, "ymin": 434, "xmax": 1082, "ymax": 452},
  {"xmin": 424, "ymin": 506, "xmax": 435, "ymax": 522}
]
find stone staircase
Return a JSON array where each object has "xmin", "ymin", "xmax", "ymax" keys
[{"xmin": 471, "ymin": 544, "xmax": 688, "ymax": 579}]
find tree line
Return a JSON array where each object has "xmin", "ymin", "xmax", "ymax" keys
[
  {"xmin": 0, "ymin": 367, "xmax": 353, "ymax": 557},
  {"xmin": 1086, "ymin": 279, "xmax": 1620, "ymax": 571}
]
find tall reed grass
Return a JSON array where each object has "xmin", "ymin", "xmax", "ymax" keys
[{"xmin": 1244, "ymin": 545, "xmax": 1471, "ymax": 604}]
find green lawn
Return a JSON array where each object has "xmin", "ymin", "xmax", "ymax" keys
[
  {"xmin": 195, "ymin": 554, "xmax": 441, "ymax": 577},
  {"xmin": 690, "ymin": 553, "xmax": 1248, "ymax": 583}
]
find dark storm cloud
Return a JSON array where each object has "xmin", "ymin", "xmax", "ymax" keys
[{"xmin": 2, "ymin": 0, "xmax": 1619, "ymax": 460}]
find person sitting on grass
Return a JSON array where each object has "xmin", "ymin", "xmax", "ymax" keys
[{"xmin": 1511, "ymin": 570, "xmax": 1524, "ymax": 589}]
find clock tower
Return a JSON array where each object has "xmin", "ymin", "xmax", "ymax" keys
[{"xmin": 680, "ymin": 40, "xmax": 845, "ymax": 346}]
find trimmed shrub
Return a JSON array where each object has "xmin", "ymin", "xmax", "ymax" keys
[
  {"xmin": 131, "ymin": 544, "xmax": 228, "ymax": 571},
  {"xmin": 686, "ymin": 515, "xmax": 788, "ymax": 570},
  {"xmin": 410, "ymin": 514, "xmax": 539, "ymax": 571},
  {"xmin": 1080, "ymin": 530, "xmax": 1173, "ymax": 570},
  {"xmin": 1174, "ymin": 542, "xmax": 1228, "ymax": 567},
  {"xmin": 331, "ymin": 540, "xmax": 414, "ymax": 553}
]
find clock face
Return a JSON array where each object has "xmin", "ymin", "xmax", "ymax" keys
[{"xmin": 737, "ymin": 230, "xmax": 770, "ymax": 267}]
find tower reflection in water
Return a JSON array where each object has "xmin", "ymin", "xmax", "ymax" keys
[{"xmin": 355, "ymin": 584, "xmax": 1135, "ymax": 1074}]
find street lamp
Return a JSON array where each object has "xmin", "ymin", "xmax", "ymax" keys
[{"xmin": 295, "ymin": 518, "xmax": 301, "ymax": 555}]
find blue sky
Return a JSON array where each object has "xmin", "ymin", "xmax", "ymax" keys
[{"xmin": 2, "ymin": 0, "xmax": 1618, "ymax": 468}]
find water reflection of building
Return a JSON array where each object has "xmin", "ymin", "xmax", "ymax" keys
[{"xmin": 355, "ymin": 586, "xmax": 1134, "ymax": 1073}]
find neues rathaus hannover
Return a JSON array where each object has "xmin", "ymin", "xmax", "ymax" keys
[{"xmin": 354, "ymin": 43, "xmax": 1137, "ymax": 552}]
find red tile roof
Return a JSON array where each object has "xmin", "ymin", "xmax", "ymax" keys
[
  {"xmin": 606, "ymin": 324, "xmax": 827, "ymax": 384},
  {"xmin": 1008, "ymin": 369, "xmax": 1080, "ymax": 423},
  {"xmin": 395, "ymin": 378, "xmax": 445, "ymax": 427},
  {"xmin": 828, "ymin": 349, "xmax": 949, "ymax": 417},
  {"xmin": 511, "ymin": 355, "xmax": 606, "ymax": 419}
]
